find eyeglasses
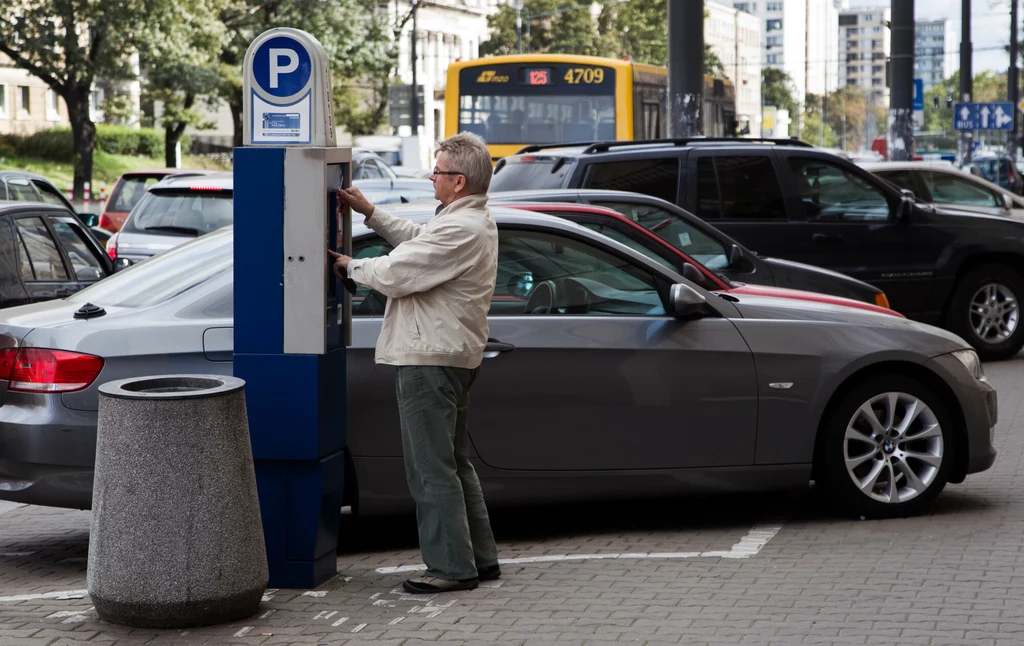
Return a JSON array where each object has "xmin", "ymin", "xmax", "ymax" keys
[{"xmin": 432, "ymin": 167, "xmax": 464, "ymax": 177}]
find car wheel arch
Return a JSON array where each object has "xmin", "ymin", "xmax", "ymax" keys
[
  {"xmin": 810, "ymin": 360, "xmax": 970, "ymax": 486},
  {"xmin": 940, "ymin": 252, "xmax": 1024, "ymax": 313}
]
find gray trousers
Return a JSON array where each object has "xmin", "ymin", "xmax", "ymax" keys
[{"xmin": 396, "ymin": 365, "xmax": 499, "ymax": 580}]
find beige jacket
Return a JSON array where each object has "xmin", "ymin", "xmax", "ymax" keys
[{"xmin": 347, "ymin": 194, "xmax": 499, "ymax": 369}]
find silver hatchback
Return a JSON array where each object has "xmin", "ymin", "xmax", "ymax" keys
[{"xmin": 107, "ymin": 172, "xmax": 233, "ymax": 264}]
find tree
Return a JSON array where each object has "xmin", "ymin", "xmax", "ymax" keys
[
  {"xmin": 800, "ymin": 93, "xmax": 838, "ymax": 147},
  {"xmin": 139, "ymin": 0, "xmax": 228, "ymax": 166},
  {"xmin": 547, "ymin": 4, "xmax": 601, "ymax": 56},
  {"xmin": 762, "ymin": 68, "xmax": 798, "ymax": 134},
  {"xmin": 0, "ymin": 0, "xmax": 158, "ymax": 200},
  {"xmin": 215, "ymin": 0, "xmax": 394, "ymax": 147}
]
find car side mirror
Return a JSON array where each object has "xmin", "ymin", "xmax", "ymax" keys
[
  {"xmin": 727, "ymin": 243, "xmax": 754, "ymax": 272},
  {"xmin": 1002, "ymin": 193, "xmax": 1014, "ymax": 210},
  {"xmin": 113, "ymin": 257, "xmax": 134, "ymax": 272},
  {"xmin": 669, "ymin": 283, "xmax": 707, "ymax": 318},
  {"xmin": 79, "ymin": 213, "xmax": 98, "ymax": 227},
  {"xmin": 896, "ymin": 190, "xmax": 915, "ymax": 221},
  {"xmin": 681, "ymin": 262, "xmax": 705, "ymax": 286}
]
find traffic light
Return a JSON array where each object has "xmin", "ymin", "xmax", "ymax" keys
[{"xmin": 946, "ymin": 91, "xmax": 953, "ymax": 108}]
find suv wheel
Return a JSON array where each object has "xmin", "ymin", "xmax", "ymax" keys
[
  {"xmin": 816, "ymin": 376, "xmax": 952, "ymax": 518},
  {"xmin": 947, "ymin": 264, "xmax": 1024, "ymax": 361}
]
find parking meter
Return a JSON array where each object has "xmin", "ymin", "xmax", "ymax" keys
[{"xmin": 234, "ymin": 27, "xmax": 351, "ymax": 588}]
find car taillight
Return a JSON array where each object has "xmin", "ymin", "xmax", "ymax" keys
[
  {"xmin": 99, "ymin": 214, "xmax": 114, "ymax": 231},
  {"xmin": 108, "ymin": 245, "xmax": 116, "ymax": 260},
  {"xmin": 0, "ymin": 348, "xmax": 104, "ymax": 393}
]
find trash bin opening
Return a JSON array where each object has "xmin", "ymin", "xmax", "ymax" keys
[{"xmin": 120, "ymin": 377, "xmax": 225, "ymax": 394}]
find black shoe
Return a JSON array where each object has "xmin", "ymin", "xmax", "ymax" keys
[
  {"xmin": 478, "ymin": 564, "xmax": 501, "ymax": 581},
  {"xmin": 402, "ymin": 575, "xmax": 479, "ymax": 594}
]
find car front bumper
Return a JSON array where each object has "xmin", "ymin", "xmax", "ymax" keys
[{"xmin": 0, "ymin": 393, "xmax": 97, "ymax": 509}]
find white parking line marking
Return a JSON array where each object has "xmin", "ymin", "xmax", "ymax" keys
[
  {"xmin": 233, "ymin": 626, "xmax": 252, "ymax": 637},
  {"xmin": 0, "ymin": 589, "xmax": 87, "ymax": 602},
  {"xmin": 351, "ymin": 623, "xmax": 367, "ymax": 633},
  {"xmin": 374, "ymin": 523, "xmax": 786, "ymax": 574},
  {"xmin": 331, "ymin": 616, "xmax": 349, "ymax": 627},
  {"xmin": 0, "ymin": 502, "xmax": 25, "ymax": 515},
  {"xmin": 259, "ymin": 610, "xmax": 275, "ymax": 619},
  {"xmin": 0, "ymin": 552, "xmax": 36, "ymax": 557},
  {"xmin": 302, "ymin": 591, "xmax": 328, "ymax": 598},
  {"xmin": 389, "ymin": 616, "xmax": 405, "ymax": 625}
]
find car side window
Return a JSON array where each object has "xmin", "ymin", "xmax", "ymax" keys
[
  {"xmin": 492, "ymin": 229, "xmax": 666, "ymax": 317},
  {"xmin": 31, "ymin": 180, "xmax": 68, "ymax": 206},
  {"xmin": 582, "ymin": 158, "xmax": 679, "ymax": 204},
  {"xmin": 697, "ymin": 156, "xmax": 786, "ymax": 221},
  {"xmin": 926, "ymin": 172, "xmax": 1001, "ymax": 207},
  {"xmin": 49, "ymin": 219, "xmax": 105, "ymax": 281},
  {"xmin": 577, "ymin": 222, "xmax": 677, "ymax": 272},
  {"xmin": 355, "ymin": 161, "xmax": 382, "ymax": 180},
  {"xmin": 351, "ymin": 238, "xmax": 394, "ymax": 316},
  {"xmin": 875, "ymin": 170, "xmax": 928, "ymax": 200},
  {"xmin": 7, "ymin": 179, "xmax": 39, "ymax": 202},
  {"xmin": 15, "ymin": 217, "xmax": 69, "ymax": 281},
  {"xmin": 593, "ymin": 201, "xmax": 729, "ymax": 270},
  {"xmin": 787, "ymin": 157, "xmax": 890, "ymax": 221},
  {"xmin": 375, "ymin": 160, "xmax": 397, "ymax": 180}
]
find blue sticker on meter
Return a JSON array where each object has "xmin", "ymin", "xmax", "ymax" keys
[{"xmin": 263, "ymin": 112, "xmax": 301, "ymax": 131}]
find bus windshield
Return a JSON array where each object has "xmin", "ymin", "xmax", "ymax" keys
[{"xmin": 459, "ymin": 94, "xmax": 616, "ymax": 144}]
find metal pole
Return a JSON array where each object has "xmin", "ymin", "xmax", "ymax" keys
[
  {"xmin": 667, "ymin": 0, "xmax": 704, "ymax": 137},
  {"xmin": 961, "ymin": 0, "xmax": 973, "ymax": 164},
  {"xmin": 888, "ymin": 0, "xmax": 915, "ymax": 161},
  {"xmin": 410, "ymin": 0, "xmax": 419, "ymax": 136},
  {"xmin": 1010, "ymin": 0, "xmax": 1019, "ymax": 159},
  {"xmin": 515, "ymin": 1, "xmax": 522, "ymax": 55}
]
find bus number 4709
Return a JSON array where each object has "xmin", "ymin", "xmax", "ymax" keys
[{"xmin": 564, "ymin": 68, "xmax": 604, "ymax": 84}]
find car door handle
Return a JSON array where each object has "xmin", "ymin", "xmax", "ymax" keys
[
  {"xmin": 483, "ymin": 339, "xmax": 515, "ymax": 359},
  {"xmin": 812, "ymin": 233, "xmax": 844, "ymax": 244}
]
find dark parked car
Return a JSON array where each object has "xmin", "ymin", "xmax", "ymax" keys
[
  {"xmin": 0, "ymin": 202, "xmax": 111, "ymax": 307},
  {"xmin": 490, "ymin": 188, "xmax": 891, "ymax": 308},
  {"xmin": 0, "ymin": 208, "xmax": 997, "ymax": 520},
  {"xmin": 0, "ymin": 171, "xmax": 108, "ymax": 242},
  {"xmin": 491, "ymin": 138, "xmax": 1024, "ymax": 360},
  {"xmin": 964, "ymin": 155, "xmax": 1024, "ymax": 195}
]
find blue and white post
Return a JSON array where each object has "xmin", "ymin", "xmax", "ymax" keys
[{"xmin": 234, "ymin": 28, "xmax": 352, "ymax": 589}]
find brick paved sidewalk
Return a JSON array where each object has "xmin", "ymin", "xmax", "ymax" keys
[{"xmin": 2, "ymin": 358, "xmax": 1024, "ymax": 645}]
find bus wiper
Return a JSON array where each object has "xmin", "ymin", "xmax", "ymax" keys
[{"xmin": 142, "ymin": 225, "xmax": 201, "ymax": 236}]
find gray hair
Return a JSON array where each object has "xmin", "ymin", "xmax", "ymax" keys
[{"xmin": 435, "ymin": 132, "xmax": 492, "ymax": 194}]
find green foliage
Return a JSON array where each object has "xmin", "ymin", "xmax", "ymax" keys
[
  {"xmin": 2, "ymin": 126, "xmax": 190, "ymax": 162},
  {"xmin": 762, "ymin": 68, "xmax": 798, "ymax": 134}
]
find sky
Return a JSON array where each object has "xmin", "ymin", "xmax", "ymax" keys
[{"xmin": 844, "ymin": 0, "xmax": 1015, "ymax": 74}]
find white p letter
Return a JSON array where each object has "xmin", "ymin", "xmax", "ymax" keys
[{"xmin": 269, "ymin": 49, "xmax": 299, "ymax": 89}]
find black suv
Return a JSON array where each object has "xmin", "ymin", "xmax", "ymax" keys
[{"xmin": 491, "ymin": 138, "xmax": 1024, "ymax": 360}]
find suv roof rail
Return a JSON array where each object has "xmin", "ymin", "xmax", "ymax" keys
[
  {"xmin": 582, "ymin": 137, "xmax": 815, "ymax": 154},
  {"xmin": 513, "ymin": 137, "xmax": 815, "ymax": 156},
  {"xmin": 514, "ymin": 142, "xmax": 603, "ymax": 155}
]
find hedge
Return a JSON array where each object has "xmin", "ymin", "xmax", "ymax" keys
[{"xmin": 1, "ymin": 125, "xmax": 192, "ymax": 161}]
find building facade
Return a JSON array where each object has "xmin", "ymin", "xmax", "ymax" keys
[
  {"xmin": 915, "ymin": 18, "xmax": 957, "ymax": 90},
  {"xmin": 838, "ymin": 6, "xmax": 891, "ymax": 107},
  {"xmin": 806, "ymin": 0, "xmax": 841, "ymax": 96},
  {"xmin": 0, "ymin": 53, "xmax": 70, "ymax": 136},
  {"xmin": 733, "ymin": 0, "xmax": 808, "ymax": 102},
  {"xmin": 706, "ymin": 1, "xmax": 763, "ymax": 137}
]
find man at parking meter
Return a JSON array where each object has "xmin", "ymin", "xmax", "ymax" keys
[{"xmin": 331, "ymin": 133, "xmax": 500, "ymax": 593}]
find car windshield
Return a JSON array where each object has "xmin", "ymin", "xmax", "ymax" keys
[
  {"xmin": 66, "ymin": 229, "xmax": 232, "ymax": 308},
  {"xmin": 122, "ymin": 190, "xmax": 233, "ymax": 236}
]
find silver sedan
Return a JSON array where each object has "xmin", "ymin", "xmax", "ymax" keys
[{"xmin": 0, "ymin": 206, "xmax": 997, "ymax": 519}]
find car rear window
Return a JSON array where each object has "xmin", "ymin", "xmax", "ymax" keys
[
  {"xmin": 66, "ymin": 229, "xmax": 232, "ymax": 308},
  {"xmin": 490, "ymin": 157, "xmax": 571, "ymax": 191},
  {"xmin": 122, "ymin": 190, "xmax": 233, "ymax": 237},
  {"xmin": 108, "ymin": 175, "xmax": 165, "ymax": 212}
]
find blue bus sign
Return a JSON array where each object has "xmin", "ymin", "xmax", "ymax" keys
[{"xmin": 954, "ymin": 102, "xmax": 1015, "ymax": 131}]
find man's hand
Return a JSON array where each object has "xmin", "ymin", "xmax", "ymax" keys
[
  {"xmin": 338, "ymin": 187, "xmax": 374, "ymax": 218},
  {"xmin": 328, "ymin": 249, "xmax": 352, "ymax": 280}
]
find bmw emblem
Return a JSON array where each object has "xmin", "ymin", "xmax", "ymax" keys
[{"xmin": 882, "ymin": 440, "xmax": 895, "ymax": 454}]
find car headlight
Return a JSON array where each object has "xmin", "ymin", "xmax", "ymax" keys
[{"xmin": 952, "ymin": 349, "xmax": 984, "ymax": 380}]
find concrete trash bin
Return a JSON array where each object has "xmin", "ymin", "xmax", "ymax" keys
[{"xmin": 87, "ymin": 375, "xmax": 268, "ymax": 628}]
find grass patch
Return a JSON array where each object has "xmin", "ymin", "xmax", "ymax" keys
[{"xmin": 0, "ymin": 152, "xmax": 230, "ymax": 190}]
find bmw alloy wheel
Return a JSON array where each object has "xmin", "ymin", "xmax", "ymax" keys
[
  {"xmin": 970, "ymin": 282, "xmax": 1019, "ymax": 343},
  {"xmin": 843, "ymin": 392, "xmax": 944, "ymax": 505}
]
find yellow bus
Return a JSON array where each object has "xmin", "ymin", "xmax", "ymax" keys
[{"xmin": 445, "ymin": 54, "xmax": 738, "ymax": 161}]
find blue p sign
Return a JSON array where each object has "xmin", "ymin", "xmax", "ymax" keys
[{"xmin": 253, "ymin": 36, "xmax": 312, "ymax": 98}]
